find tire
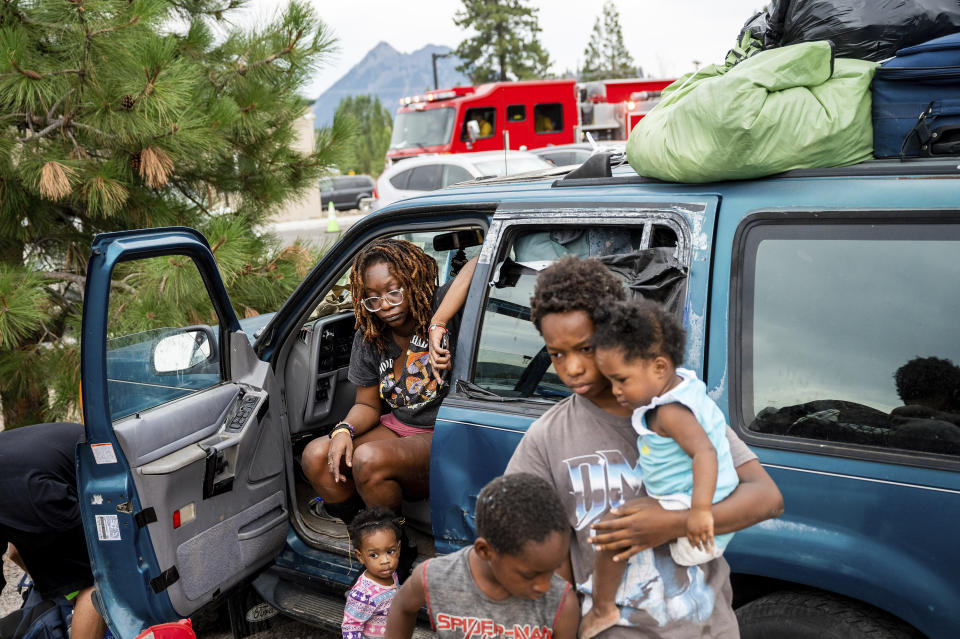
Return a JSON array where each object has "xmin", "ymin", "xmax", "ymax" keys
[
  {"xmin": 736, "ymin": 591, "xmax": 923, "ymax": 639},
  {"xmin": 356, "ymin": 193, "xmax": 370, "ymax": 209}
]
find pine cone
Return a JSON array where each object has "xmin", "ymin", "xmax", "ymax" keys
[
  {"xmin": 129, "ymin": 152, "xmax": 141, "ymax": 172},
  {"xmin": 120, "ymin": 94, "xmax": 136, "ymax": 110}
]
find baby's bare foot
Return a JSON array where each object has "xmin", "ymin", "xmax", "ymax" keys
[{"xmin": 579, "ymin": 605, "xmax": 620, "ymax": 639}]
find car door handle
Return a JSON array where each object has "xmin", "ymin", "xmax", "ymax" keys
[{"xmin": 237, "ymin": 506, "xmax": 287, "ymax": 541}]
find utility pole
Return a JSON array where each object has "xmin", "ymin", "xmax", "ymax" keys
[{"xmin": 432, "ymin": 51, "xmax": 453, "ymax": 90}]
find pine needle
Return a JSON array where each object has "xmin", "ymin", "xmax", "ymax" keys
[
  {"xmin": 139, "ymin": 146, "xmax": 174, "ymax": 188},
  {"xmin": 38, "ymin": 161, "xmax": 75, "ymax": 201},
  {"xmin": 82, "ymin": 176, "xmax": 129, "ymax": 217}
]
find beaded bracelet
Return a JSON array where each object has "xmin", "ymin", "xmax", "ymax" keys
[{"xmin": 337, "ymin": 420, "xmax": 355, "ymax": 436}]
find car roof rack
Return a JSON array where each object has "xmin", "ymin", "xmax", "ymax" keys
[{"xmin": 556, "ymin": 152, "xmax": 614, "ymax": 181}]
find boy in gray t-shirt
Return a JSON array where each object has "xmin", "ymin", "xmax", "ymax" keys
[
  {"xmin": 385, "ymin": 474, "xmax": 579, "ymax": 639},
  {"xmin": 506, "ymin": 256, "xmax": 784, "ymax": 639}
]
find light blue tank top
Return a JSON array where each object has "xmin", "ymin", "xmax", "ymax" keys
[{"xmin": 631, "ymin": 368, "xmax": 739, "ymax": 501}]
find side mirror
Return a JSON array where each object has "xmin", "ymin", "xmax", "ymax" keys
[
  {"xmin": 152, "ymin": 326, "xmax": 218, "ymax": 375},
  {"xmin": 466, "ymin": 119, "xmax": 480, "ymax": 142}
]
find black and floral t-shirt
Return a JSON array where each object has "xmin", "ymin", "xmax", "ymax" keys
[{"xmin": 347, "ymin": 280, "xmax": 461, "ymax": 429}]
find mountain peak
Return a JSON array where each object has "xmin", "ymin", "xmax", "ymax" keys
[{"xmin": 311, "ymin": 42, "xmax": 469, "ymax": 127}]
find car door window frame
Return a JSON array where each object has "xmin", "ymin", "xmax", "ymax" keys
[
  {"xmin": 452, "ymin": 206, "xmax": 692, "ymax": 412},
  {"xmin": 729, "ymin": 209, "xmax": 960, "ymax": 472}
]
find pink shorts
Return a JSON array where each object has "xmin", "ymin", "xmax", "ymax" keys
[{"xmin": 380, "ymin": 413, "xmax": 433, "ymax": 438}]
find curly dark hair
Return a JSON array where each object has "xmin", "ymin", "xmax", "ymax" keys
[
  {"xmin": 591, "ymin": 299, "xmax": 686, "ymax": 367},
  {"xmin": 475, "ymin": 473, "xmax": 568, "ymax": 556},
  {"xmin": 347, "ymin": 505, "xmax": 403, "ymax": 550},
  {"xmin": 529, "ymin": 256, "xmax": 624, "ymax": 332},
  {"xmin": 350, "ymin": 238, "xmax": 438, "ymax": 351},
  {"xmin": 894, "ymin": 356, "xmax": 960, "ymax": 409}
]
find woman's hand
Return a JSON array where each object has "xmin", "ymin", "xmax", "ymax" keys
[
  {"xmin": 327, "ymin": 430, "xmax": 354, "ymax": 483},
  {"xmin": 428, "ymin": 324, "xmax": 450, "ymax": 384},
  {"xmin": 587, "ymin": 497, "xmax": 686, "ymax": 562}
]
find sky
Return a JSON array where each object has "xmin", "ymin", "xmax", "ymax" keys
[{"xmin": 236, "ymin": 0, "xmax": 766, "ymax": 98}]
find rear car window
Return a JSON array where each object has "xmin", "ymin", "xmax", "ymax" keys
[
  {"xmin": 389, "ymin": 169, "xmax": 412, "ymax": 190},
  {"xmin": 739, "ymin": 217, "xmax": 960, "ymax": 458},
  {"xmin": 406, "ymin": 164, "xmax": 444, "ymax": 191}
]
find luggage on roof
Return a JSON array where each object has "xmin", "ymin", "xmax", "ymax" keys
[
  {"xmin": 872, "ymin": 32, "xmax": 960, "ymax": 158},
  {"xmin": 626, "ymin": 41, "xmax": 876, "ymax": 183},
  {"xmin": 742, "ymin": 0, "xmax": 960, "ymax": 62}
]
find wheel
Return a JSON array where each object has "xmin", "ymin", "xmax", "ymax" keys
[
  {"xmin": 356, "ymin": 193, "xmax": 370, "ymax": 210},
  {"xmin": 736, "ymin": 591, "xmax": 922, "ymax": 639}
]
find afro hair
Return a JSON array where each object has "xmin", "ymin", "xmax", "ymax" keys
[
  {"xmin": 591, "ymin": 299, "xmax": 686, "ymax": 367},
  {"xmin": 529, "ymin": 256, "xmax": 624, "ymax": 331},
  {"xmin": 475, "ymin": 473, "xmax": 568, "ymax": 556}
]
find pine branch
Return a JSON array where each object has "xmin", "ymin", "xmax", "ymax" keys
[
  {"xmin": 42, "ymin": 271, "xmax": 135, "ymax": 294},
  {"xmin": 47, "ymin": 89, "xmax": 74, "ymax": 121},
  {"xmin": 16, "ymin": 116, "xmax": 64, "ymax": 143},
  {"xmin": 7, "ymin": 59, "xmax": 83, "ymax": 80},
  {"xmin": 87, "ymin": 15, "xmax": 140, "ymax": 39}
]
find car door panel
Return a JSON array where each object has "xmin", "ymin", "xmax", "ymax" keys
[
  {"xmin": 113, "ymin": 383, "xmax": 238, "ymax": 467},
  {"xmin": 79, "ymin": 228, "xmax": 288, "ymax": 635}
]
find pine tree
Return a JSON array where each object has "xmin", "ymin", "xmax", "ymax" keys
[
  {"xmin": 0, "ymin": 0, "xmax": 351, "ymax": 428},
  {"xmin": 580, "ymin": 1, "xmax": 637, "ymax": 81},
  {"xmin": 334, "ymin": 95, "xmax": 393, "ymax": 178},
  {"xmin": 454, "ymin": 0, "xmax": 551, "ymax": 84}
]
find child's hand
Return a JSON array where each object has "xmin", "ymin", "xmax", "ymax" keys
[{"xmin": 686, "ymin": 508, "xmax": 715, "ymax": 552}]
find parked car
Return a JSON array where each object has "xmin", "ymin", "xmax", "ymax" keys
[
  {"xmin": 529, "ymin": 141, "xmax": 625, "ymax": 167},
  {"xmin": 319, "ymin": 174, "xmax": 375, "ymax": 211},
  {"xmin": 80, "ymin": 152, "xmax": 960, "ymax": 639},
  {"xmin": 374, "ymin": 150, "xmax": 551, "ymax": 209}
]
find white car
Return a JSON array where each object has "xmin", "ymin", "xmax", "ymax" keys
[{"xmin": 374, "ymin": 150, "xmax": 552, "ymax": 209}]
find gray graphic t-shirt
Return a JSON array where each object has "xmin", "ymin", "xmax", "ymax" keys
[
  {"xmin": 505, "ymin": 393, "xmax": 754, "ymax": 638},
  {"xmin": 423, "ymin": 546, "xmax": 571, "ymax": 639}
]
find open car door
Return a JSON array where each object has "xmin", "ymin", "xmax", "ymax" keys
[{"xmin": 78, "ymin": 228, "xmax": 288, "ymax": 637}]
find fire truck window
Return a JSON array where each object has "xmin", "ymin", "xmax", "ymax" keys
[
  {"xmin": 407, "ymin": 164, "xmax": 444, "ymax": 191},
  {"xmin": 534, "ymin": 103, "xmax": 563, "ymax": 133},
  {"xmin": 507, "ymin": 105, "xmax": 526, "ymax": 121},
  {"xmin": 389, "ymin": 169, "xmax": 412, "ymax": 190},
  {"xmin": 462, "ymin": 107, "xmax": 495, "ymax": 140},
  {"xmin": 442, "ymin": 164, "xmax": 473, "ymax": 187}
]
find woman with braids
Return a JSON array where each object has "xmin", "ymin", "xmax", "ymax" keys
[{"xmin": 302, "ymin": 238, "xmax": 477, "ymax": 520}]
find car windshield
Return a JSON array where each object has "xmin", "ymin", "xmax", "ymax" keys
[
  {"xmin": 389, "ymin": 108, "xmax": 456, "ymax": 149},
  {"xmin": 472, "ymin": 156, "xmax": 551, "ymax": 177}
]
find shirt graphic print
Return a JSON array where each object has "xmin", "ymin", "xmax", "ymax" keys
[{"xmin": 379, "ymin": 333, "xmax": 441, "ymax": 411}]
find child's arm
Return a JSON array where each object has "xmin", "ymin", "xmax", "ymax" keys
[
  {"xmin": 551, "ymin": 584, "xmax": 581, "ymax": 639},
  {"xmin": 654, "ymin": 403, "xmax": 718, "ymax": 551},
  {"xmin": 429, "ymin": 256, "xmax": 478, "ymax": 382},
  {"xmin": 384, "ymin": 564, "xmax": 428, "ymax": 639}
]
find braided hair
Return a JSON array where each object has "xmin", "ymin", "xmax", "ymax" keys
[
  {"xmin": 349, "ymin": 238, "xmax": 439, "ymax": 351},
  {"xmin": 347, "ymin": 506, "xmax": 403, "ymax": 550}
]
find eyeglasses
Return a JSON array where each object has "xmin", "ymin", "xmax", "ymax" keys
[{"xmin": 361, "ymin": 287, "xmax": 404, "ymax": 313}]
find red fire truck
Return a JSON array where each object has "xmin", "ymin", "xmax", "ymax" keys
[
  {"xmin": 580, "ymin": 77, "xmax": 675, "ymax": 141},
  {"xmin": 386, "ymin": 79, "xmax": 579, "ymax": 163}
]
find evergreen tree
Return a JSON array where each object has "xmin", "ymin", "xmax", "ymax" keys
[
  {"xmin": 454, "ymin": 0, "xmax": 551, "ymax": 84},
  {"xmin": 580, "ymin": 1, "xmax": 637, "ymax": 81},
  {"xmin": 0, "ymin": 0, "xmax": 350, "ymax": 428},
  {"xmin": 334, "ymin": 95, "xmax": 393, "ymax": 178}
]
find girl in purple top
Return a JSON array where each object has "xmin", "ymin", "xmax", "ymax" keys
[{"xmin": 342, "ymin": 507, "xmax": 404, "ymax": 639}]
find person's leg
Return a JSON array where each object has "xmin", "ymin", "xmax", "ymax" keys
[
  {"xmin": 579, "ymin": 546, "xmax": 625, "ymax": 639},
  {"xmin": 351, "ymin": 431, "xmax": 432, "ymax": 511},
  {"xmin": 70, "ymin": 586, "xmax": 107, "ymax": 639},
  {"xmin": 301, "ymin": 425, "xmax": 399, "ymax": 504}
]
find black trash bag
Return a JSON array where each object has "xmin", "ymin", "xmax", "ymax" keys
[
  {"xmin": 742, "ymin": 0, "xmax": 960, "ymax": 62},
  {"xmin": 598, "ymin": 248, "xmax": 688, "ymax": 315}
]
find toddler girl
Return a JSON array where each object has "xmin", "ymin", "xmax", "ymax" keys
[
  {"xmin": 342, "ymin": 507, "xmax": 403, "ymax": 639},
  {"xmin": 580, "ymin": 299, "xmax": 740, "ymax": 639}
]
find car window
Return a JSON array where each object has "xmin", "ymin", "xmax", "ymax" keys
[
  {"xmin": 740, "ymin": 219, "xmax": 960, "ymax": 457},
  {"xmin": 105, "ymin": 256, "xmax": 222, "ymax": 420},
  {"xmin": 442, "ymin": 164, "xmax": 474, "ymax": 187},
  {"xmin": 507, "ymin": 104, "xmax": 526, "ymax": 121},
  {"xmin": 534, "ymin": 103, "xmax": 563, "ymax": 133},
  {"xmin": 472, "ymin": 224, "xmax": 682, "ymax": 400},
  {"xmin": 389, "ymin": 169, "xmax": 412, "ymax": 190},
  {"xmin": 318, "ymin": 177, "xmax": 334, "ymax": 191},
  {"xmin": 461, "ymin": 107, "xmax": 496, "ymax": 140},
  {"xmin": 406, "ymin": 164, "xmax": 444, "ymax": 191}
]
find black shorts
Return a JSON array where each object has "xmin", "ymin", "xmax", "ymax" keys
[{"xmin": 1, "ymin": 523, "xmax": 94, "ymax": 599}]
